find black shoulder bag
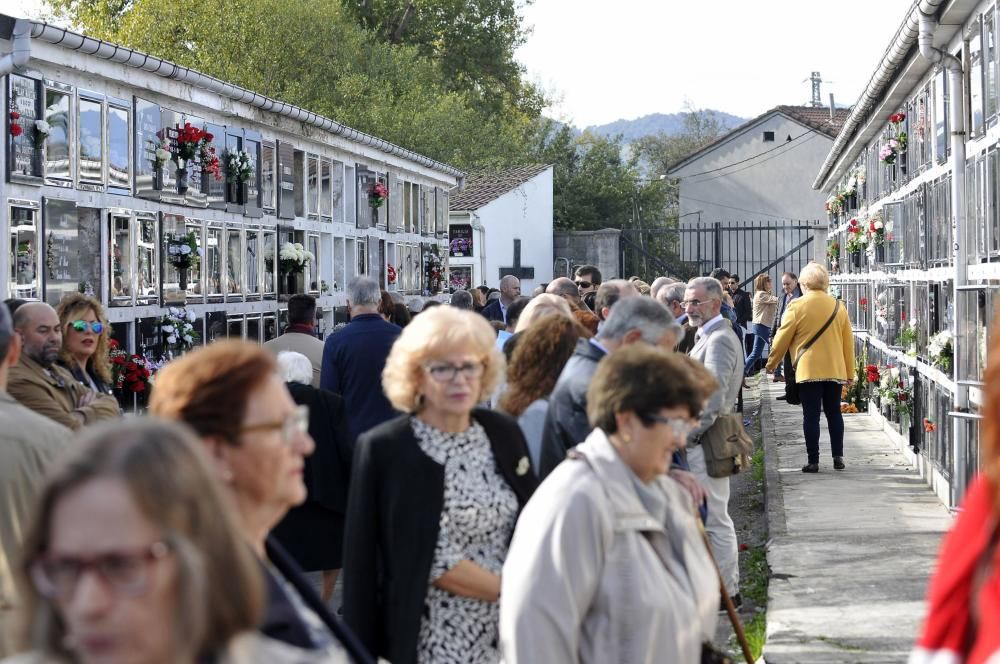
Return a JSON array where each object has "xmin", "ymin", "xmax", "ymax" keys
[{"xmin": 784, "ymin": 300, "xmax": 841, "ymax": 406}]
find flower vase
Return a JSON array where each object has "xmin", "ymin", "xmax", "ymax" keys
[
  {"xmin": 875, "ymin": 244, "xmax": 885, "ymax": 263},
  {"xmin": 851, "ymin": 251, "xmax": 861, "ymax": 268},
  {"xmin": 178, "ymin": 266, "xmax": 189, "ymax": 291},
  {"xmin": 153, "ymin": 166, "xmax": 164, "ymax": 191},
  {"xmin": 176, "ymin": 166, "xmax": 189, "ymax": 195},
  {"xmin": 848, "ymin": 192, "xmax": 858, "ymax": 210},
  {"xmin": 239, "ymin": 182, "xmax": 248, "ymax": 205},
  {"xmin": 227, "ymin": 181, "xmax": 239, "ymax": 205},
  {"xmin": 201, "ymin": 170, "xmax": 211, "ymax": 195},
  {"xmin": 285, "ymin": 272, "xmax": 297, "ymax": 296},
  {"xmin": 899, "ymin": 152, "xmax": 907, "ymax": 176}
]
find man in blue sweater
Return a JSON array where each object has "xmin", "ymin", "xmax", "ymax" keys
[{"xmin": 321, "ymin": 276, "xmax": 401, "ymax": 440}]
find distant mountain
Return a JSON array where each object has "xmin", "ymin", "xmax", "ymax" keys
[{"xmin": 584, "ymin": 110, "xmax": 747, "ymax": 143}]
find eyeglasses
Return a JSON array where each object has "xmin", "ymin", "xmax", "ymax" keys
[
  {"xmin": 638, "ymin": 412, "xmax": 698, "ymax": 438},
  {"xmin": 425, "ymin": 361, "xmax": 486, "ymax": 383},
  {"xmin": 574, "ymin": 280, "xmax": 592, "ymax": 289},
  {"xmin": 239, "ymin": 405, "xmax": 309, "ymax": 444},
  {"xmin": 680, "ymin": 298, "xmax": 718, "ymax": 308},
  {"xmin": 70, "ymin": 320, "xmax": 103, "ymax": 334},
  {"xmin": 30, "ymin": 541, "xmax": 171, "ymax": 600}
]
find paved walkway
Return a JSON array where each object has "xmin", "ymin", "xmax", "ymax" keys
[{"xmin": 760, "ymin": 380, "xmax": 952, "ymax": 663}]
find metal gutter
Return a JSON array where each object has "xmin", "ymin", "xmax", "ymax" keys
[
  {"xmin": 813, "ymin": 0, "xmax": 953, "ymax": 191},
  {"xmin": 20, "ymin": 19, "xmax": 464, "ymax": 182}
]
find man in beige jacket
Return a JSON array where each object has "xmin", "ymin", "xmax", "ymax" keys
[
  {"xmin": 0, "ymin": 303, "xmax": 70, "ymax": 656},
  {"xmin": 8, "ymin": 302, "xmax": 120, "ymax": 430},
  {"xmin": 264, "ymin": 294, "xmax": 324, "ymax": 387}
]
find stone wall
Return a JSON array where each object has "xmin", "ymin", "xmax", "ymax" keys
[{"xmin": 553, "ymin": 229, "xmax": 621, "ymax": 280}]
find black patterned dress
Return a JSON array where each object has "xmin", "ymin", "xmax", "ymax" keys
[{"xmin": 411, "ymin": 418, "xmax": 519, "ymax": 664}]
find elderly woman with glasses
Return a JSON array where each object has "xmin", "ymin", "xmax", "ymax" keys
[
  {"xmin": 342, "ymin": 307, "xmax": 537, "ymax": 664},
  {"xmin": 500, "ymin": 345, "xmax": 721, "ymax": 663},
  {"xmin": 9, "ymin": 418, "xmax": 295, "ymax": 663},
  {"xmin": 149, "ymin": 341, "xmax": 372, "ymax": 663},
  {"xmin": 54, "ymin": 293, "xmax": 114, "ymax": 395}
]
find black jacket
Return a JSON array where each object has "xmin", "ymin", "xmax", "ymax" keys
[
  {"xmin": 270, "ymin": 382, "xmax": 353, "ymax": 571},
  {"xmin": 261, "ymin": 537, "xmax": 374, "ymax": 663},
  {"xmin": 480, "ymin": 298, "xmax": 505, "ymax": 323},
  {"xmin": 341, "ymin": 409, "xmax": 537, "ymax": 664},
  {"xmin": 732, "ymin": 287, "xmax": 752, "ymax": 326},
  {"xmin": 538, "ymin": 338, "xmax": 606, "ymax": 479}
]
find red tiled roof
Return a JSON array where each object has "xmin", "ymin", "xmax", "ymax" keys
[{"xmin": 450, "ymin": 164, "xmax": 551, "ymax": 211}]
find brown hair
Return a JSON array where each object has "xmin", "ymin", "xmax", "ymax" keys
[
  {"xmin": 378, "ymin": 290, "xmax": 394, "ymax": 318},
  {"xmin": 499, "ymin": 315, "xmax": 585, "ymax": 417},
  {"xmin": 149, "ymin": 340, "xmax": 276, "ymax": 444},
  {"xmin": 572, "ymin": 309, "xmax": 599, "ymax": 338},
  {"xmin": 754, "ymin": 274, "xmax": 771, "ymax": 292},
  {"xmin": 55, "ymin": 293, "xmax": 112, "ymax": 385},
  {"xmin": 586, "ymin": 345, "xmax": 717, "ymax": 433},
  {"xmin": 18, "ymin": 419, "xmax": 263, "ymax": 659}
]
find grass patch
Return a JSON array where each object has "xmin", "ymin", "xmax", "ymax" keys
[
  {"xmin": 750, "ymin": 444, "xmax": 765, "ymax": 489},
  {"xmin": 742, "ymin": 546, "xmax": 768, "ymax": 607},
  {"xmin": 728, "ymin": 612, "xmax": 767, "ymax": 661}
]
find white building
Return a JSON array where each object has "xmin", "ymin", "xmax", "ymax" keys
[
  {"xmin": 816, "ymin": 0, "xmax": 1000, "ymax": 507},
  {"xmin": 447, "ymin": 165, "xmax": 553, "ymax": 292},
  {"xmin": 0, "ymin": 16, "xmax": 459, "ymax": 360}
]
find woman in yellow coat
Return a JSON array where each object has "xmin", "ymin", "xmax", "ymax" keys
[{"xmin": 765, "ymin": 262, "xmax": 854, "ymax": 473}]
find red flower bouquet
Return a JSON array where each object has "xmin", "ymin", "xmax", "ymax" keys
[
  {"xmin": 108, "ymin": 339, "xmax": 153, "ymax": 394},
  {"xmin": 370, "ymin": 181, "xmax": 389, "ymax": 209},
  {"xmin": 866, "ymin": 364, "xmax": 880, "ymax": 383},
  {"xmin": 9, "ymin": 110, "xmax": 22, "ymax": 137}
]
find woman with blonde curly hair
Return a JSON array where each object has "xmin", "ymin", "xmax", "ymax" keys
[
  {"xmin": 342, "ymin": 306, "xmax": 538, "ymax": 664},
  {"xmin": 499, "ymin": 315, "xmax": 586, "ymax": 470},
  {"xmin": 54, "ymin": 293, "xmax": 113, "ymax": 394}
]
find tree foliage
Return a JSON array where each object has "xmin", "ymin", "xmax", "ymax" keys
[{"xmin": 44, "ymin": 0, "xmax": 540, "ymax": 169}]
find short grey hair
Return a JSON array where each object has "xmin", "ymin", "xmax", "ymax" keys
[
  {"xmin": 659, "ymin": 282, "xmax": 687, "ymax": 306},
  {"xmin": 276, "ymin": 351, "xmax": 313, "ymax": 385},
  {"xmin": 687, "ymin": 276, "xmax": 724, "ymax": 300},
  {"xmin": 347, "ymin": 276, "xmax": 381, "ymax": 307},
  {"xmin": 597, "ymin": 296, "xmax": 681, "ymax": 345},
  {"xmin": 449, "ymin": 290, "xmax": 474, "ymax": 310},
  {"xmin": 406, "ymin": 296, "xmax": 426, "ymax": 314}
]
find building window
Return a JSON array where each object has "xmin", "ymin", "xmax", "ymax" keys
[{"xmin": 762, "ymin": 131, "xmax": 775, "ymax": 142}]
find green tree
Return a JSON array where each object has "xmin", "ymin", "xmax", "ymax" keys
[{"xmin": 44, "ymin": 0, "xmax": 540, "ymax": 169}]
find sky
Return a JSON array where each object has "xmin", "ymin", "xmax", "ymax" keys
[
  {"xmin": 0, "ymin": 0, "xmax": 914, "ymax": 128},
  {"xmin": 516, "ymin": 0, "xmax": 916, "ymax": 128}
]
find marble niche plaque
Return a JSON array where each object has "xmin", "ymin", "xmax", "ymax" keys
[{"xmin": 8, "ymin": 74, "xmax": 42, "ymax": 183}]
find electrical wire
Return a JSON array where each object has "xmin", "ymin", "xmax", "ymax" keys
[
  {"xmin": 678, "ymin": 195, "xmax": 804, "ymax": 220},
  {"xmin": 685, "ymin": 133, "xmax": 820, "ymax": 185},
  {"xmin": 673, "ymin": 129, "xmax": 815, "ymax": 179}
]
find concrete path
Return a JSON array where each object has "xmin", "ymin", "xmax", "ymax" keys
[{"xmin": 760, "ymin": 380, "xmax": 952, "ymax": 663}]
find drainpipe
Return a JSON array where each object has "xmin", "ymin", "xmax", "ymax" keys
[
  {"xmin": 0, "ymin": 18, "xmax": 32, "ymax": 300},
  {"xmin": 918, "ymin": 10, "xmax": 968, "ymax": 502}
]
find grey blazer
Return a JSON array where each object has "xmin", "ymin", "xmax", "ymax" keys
[{"xmin": 687, "ymin": 320, "xmax": 744, "ymax": 441}]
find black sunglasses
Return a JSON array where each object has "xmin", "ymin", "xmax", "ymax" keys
[{"xmin": 574, "ymin": 280, "xmax": 592, "ymax": 289}]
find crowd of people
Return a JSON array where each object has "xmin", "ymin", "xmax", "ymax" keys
[{"xmin": 0, "ymin": 260, "xmax": 872, "ymax": 663}]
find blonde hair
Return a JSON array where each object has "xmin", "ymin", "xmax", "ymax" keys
[
  {"xmin": 798, "ymin": 262, "xmax": 830, "ymax": 292},
  {"xmin": 382, "ymin": 307, "xmax": 504, "ymax": 412},
  {"xmin": 514, "ymin": 294, "xmax": 573, "ymax": 333},
  {"xmin": 55, "ymin": 293, "xmax": 112, "ymax": 385},
  {"xmin": 754, "ymin": 274, "xmax": 770, "ymax": 292}
]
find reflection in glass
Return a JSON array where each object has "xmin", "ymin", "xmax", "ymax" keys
[
  {"xmin": 262, "ymin": 143, "xmax": 275, "ymax": 209},
  {"xmin": 206, "ymin": 311, "xmax": 227, "ymax": 342},
  {"xmin": 110, "ymin": 214, "xmax": 132, "ymax": 304},
  {"xmin": 206, "ymin": 227, "xmax": 223, "ymax": 297},
  {"xmin": 332, "ymin": 160, "xmax": 344, "ymax": 223},
  {"xmin": 246, "ymin": 231, "xmax": 260, "ymax": 295},
  {"xmin": 307, "ymin": 235, "xmax": 320, "ymax": 292},
  {"xmin": 227, "ymin": 230, "xmax": 243, "ymax": 296},
  {"xmin": 9, "ymin": 206, "xmax": 39, "ymax": 299},
  {"xmin": 245, "ymin": 139, "xmax": 260, "ymax": 208},
  {"xmin": 246, "ymin": 315, "xmax": 261, "ymax": 343},
  {"xmin": 227, "ymin": 315, "xmax": 244, "ymax": 339},
  {"xmin": 321, "ymin": 159, "xmax": 332, "ymax": 219},
  {"xmin": 263, "ymin": 314, "xmax": 277, "ymax": 341},
  {"xmin": 263, "ymin": 232, "xmax": 276, "ymax": 294},
  {"xmin": 78, "ymin": 98, "xmax": 103, "ymax": 183},
  {"xmin": 43, "ymin": 201, "xmax": 101, "ymax": 306},
  {"xmin": 307, "ymin": 155, "xmax": 319, "ymax": 216},
  {"xmin": 44, "ymin": 90, "xmax": 71, "ymax": 180},
  {"xmin": 108, "ymin": 105, "xmax": 130, "ymax": 189},
  {"xmin": 136, "ymin": 214, "xmax": 158, "ymax": 304}
]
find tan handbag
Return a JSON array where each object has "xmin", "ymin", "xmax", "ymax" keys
[{"xmin": 700, "ymin": 413, "xmax": 753, "ymax": 479}]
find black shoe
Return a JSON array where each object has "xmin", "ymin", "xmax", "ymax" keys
[
  {"xmin": 833, "ymin": 457, "xmax": 845, "ymax": 470},
  {"xmin": 776, "ymin": 395, "xmax": 786, "ymax": 401},
  {"xmin": 802, "ymin": 463, "xmax": 819, "ymax": 473}
]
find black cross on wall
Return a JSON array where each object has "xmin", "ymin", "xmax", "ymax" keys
[{"xmin": 499, "ymin": 239, "xmax": 535, "ymax": 280}]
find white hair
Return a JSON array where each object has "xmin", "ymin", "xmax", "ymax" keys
[{"xmin": 276, "ymin": 351, "xmax": 313, "ymax": 385}]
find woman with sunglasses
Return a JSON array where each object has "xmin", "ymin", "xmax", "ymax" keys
[
  {"xmin": 500, "ymin": 345, "xmax": 721, "ymax": 663},
  {"xmin": 342, "ymin": 307, "xmax": 537, "ymax": 664},
  {"xmin": 54, "ymin": 294, "xmax": 113, "ymax": 395},
  {"xmin": 7, "ymin": 418, "xmax": 316, "ymax": 663},
  {"xmin": 149, "ymin": 341, "xmax": 373, "ymax": 663}
]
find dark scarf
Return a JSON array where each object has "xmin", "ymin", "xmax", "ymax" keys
[{"xmin": 285, "ymin": 323, "xmax": 316, "ymax": 336}]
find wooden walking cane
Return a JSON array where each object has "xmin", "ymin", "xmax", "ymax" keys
[{"xmin": 698, "ymin": 520, "xmax": 755, "ymax": 664}]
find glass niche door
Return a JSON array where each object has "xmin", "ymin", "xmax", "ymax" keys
[
  {"xmin": 108, "ymin": 209, "xmax": 133, "ymax": 306},
  {"xmin": 162, "ymin": 214, "xmax": 203, "ymax": 303},
  {"xmin": 42, "ymin": 199, "xmax": 101, "ymax": 306},
  {"xmin": 135, "ymin": 212, "xmax": 159, "ymax": 305},
  {"xmin": 8, "ymin": 199, "xmax": 41, "ymax": 300}
]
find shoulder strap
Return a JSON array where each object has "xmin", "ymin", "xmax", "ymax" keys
[{"xmin": 792, "ymin": 299, "xmax": 841, "ymax": 370}]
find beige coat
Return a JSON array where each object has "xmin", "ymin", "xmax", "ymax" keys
[
  {"xmin": 0, "ymin": 393, "xmax": 70, "ymax": 658},
  {"xmin": 500, "ymin": 429, "xmax": 719, "ymax": 664},
  {"xmin": 264, "ymin": 332, "xmax": 325, "ymax": 388},
  {"xmin": 7, "ymin": 354, "xmax": 120, "ymax": 431},
  {"xmin": 751, "ymin": 290, "xmax": 779, "ymax": 328}
]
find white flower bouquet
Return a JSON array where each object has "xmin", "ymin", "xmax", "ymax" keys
[
  {"xmin": 226, "ymin": 150, "xmax": 254, "ymax": 182},
  {"xmin": 279, "ymin": 242, "xmax": 314, "ymax": 275},
  {"xmin": 162, "ymin": 307, "xmax": 199, "ymax": 351},
  {"xmin": 927, "ymin": 329, "xmax": 954, "ymax": 373},
  {"xmin": 165, "ymin": 231, "xmax": 200, "ymax": 269}
]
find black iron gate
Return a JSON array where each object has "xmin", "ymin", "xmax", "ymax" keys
[{"xmin": 621, "ymin": 220, "xmax": 820, "ymax": 289}]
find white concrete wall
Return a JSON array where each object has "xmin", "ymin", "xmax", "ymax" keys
[
  {"xmin": 672, "ymin": 114, "xmax": 835, "ymax": 223},
  {"xmin": 476, "ymin": 167, "xmax": 554, "ymax": 292}
]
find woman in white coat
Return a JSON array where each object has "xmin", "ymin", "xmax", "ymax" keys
[{"xmin": 499, "ymin": 345, "xmax": 721, "ymax": 664}]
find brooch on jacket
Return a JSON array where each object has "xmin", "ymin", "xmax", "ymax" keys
[{"xmin": 516, "ymin": 456, "xmax": 530, "ymax": 476}]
